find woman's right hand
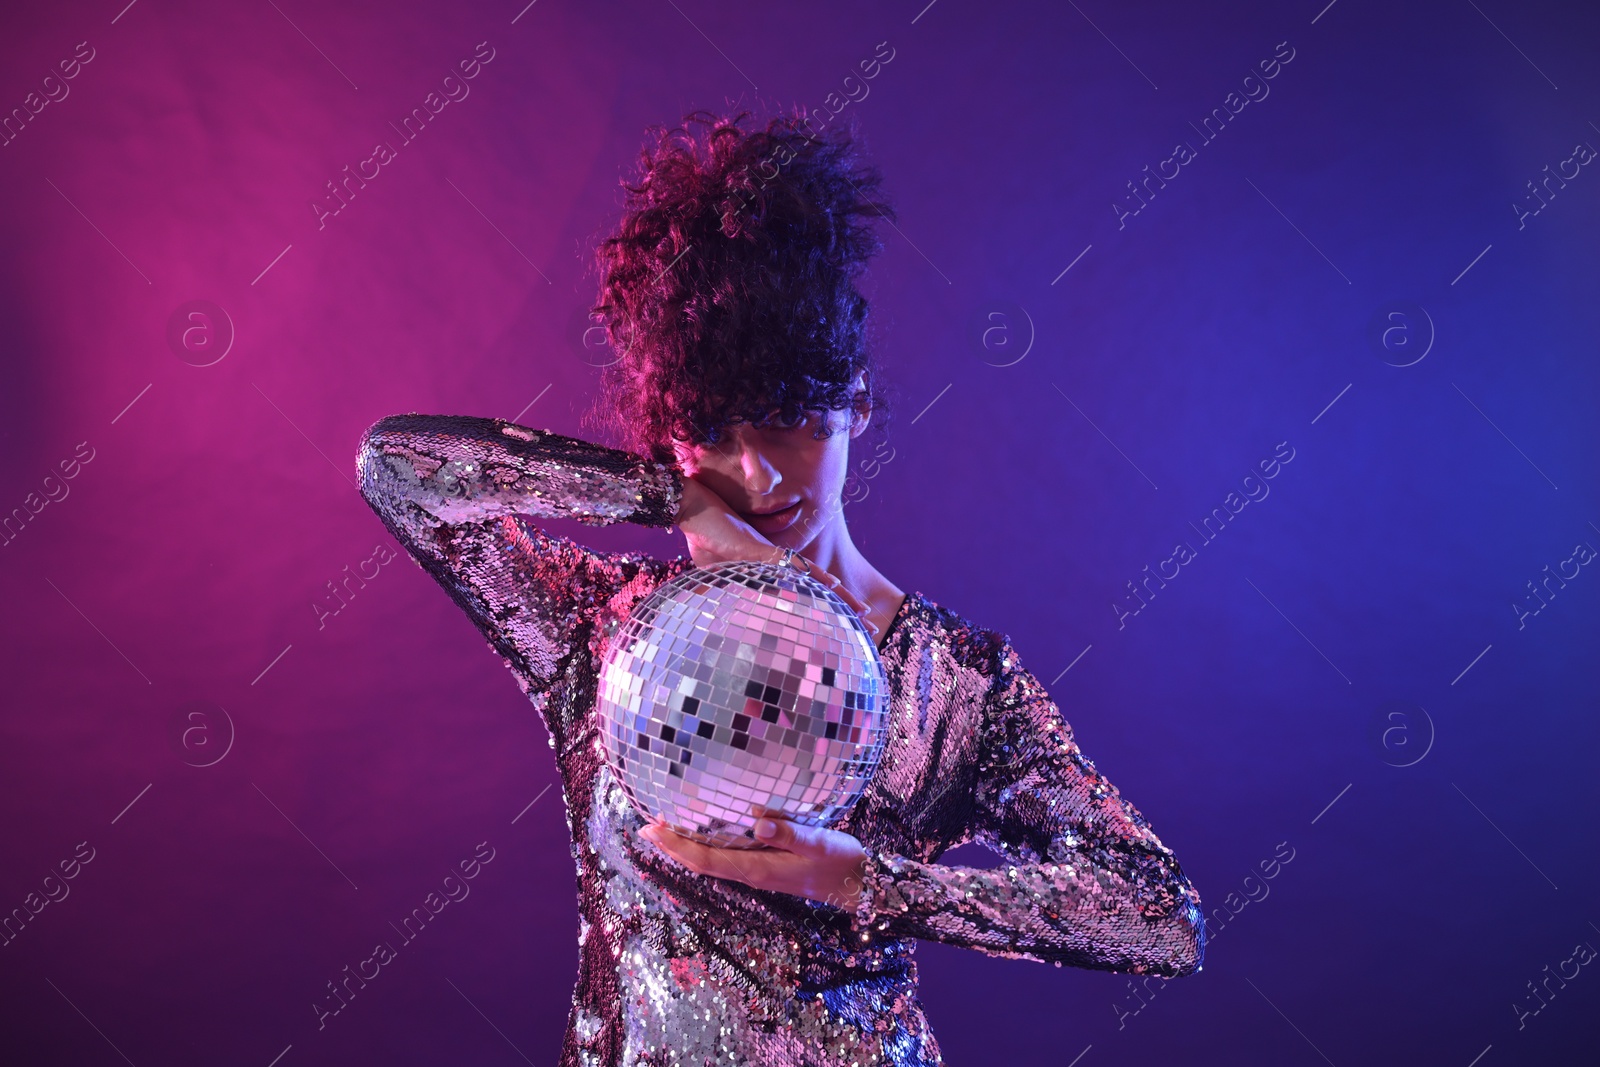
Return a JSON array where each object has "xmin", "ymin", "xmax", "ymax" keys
[
  {"xmin": 674, "ymin": 474, "xmax": 775, "ymax": 568},
  {"xmin": 673, "ymin": 475, "xmax": 879, "ymax": 637}
]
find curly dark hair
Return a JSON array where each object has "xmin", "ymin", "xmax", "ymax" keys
[{"xmin": 580, "ymin": 107, "xmax": 898, "ymax": 467}]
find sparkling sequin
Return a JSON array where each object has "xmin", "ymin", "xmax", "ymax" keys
[{"xmin": 357, "ymin": 414, "xmax": 1206, "ymax": 1066}]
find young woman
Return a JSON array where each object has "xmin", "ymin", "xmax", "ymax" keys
[{"xmin": 356, "ymin": 109, "xmax": 1204, "ymax": 1067}]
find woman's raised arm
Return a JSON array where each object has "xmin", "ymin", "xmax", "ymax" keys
[
  {"xmin": 358, "ymin": 413, "xmax": 682, "ymax": 530},
  {"xmin": 847, "ymin": 637, "xmax": 1207, "ymax": 977},
  {"xmin": 355, "ymin": 413, "xmax": 684, "ymax": 750}
]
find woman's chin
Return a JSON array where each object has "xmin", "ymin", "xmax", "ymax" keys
[{"xmin": 768, "ymin": 525, "xmax": 815, "ymax": 555}]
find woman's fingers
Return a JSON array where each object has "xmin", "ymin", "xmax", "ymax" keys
[
  {"xmin": 826, "ymin": 579, "xmax": 877, "ymax": 637},
  {"xmin": 642, "ymin": 821, "xmax": 781, "ymax": 889},
  {"xmin": 806, "ymin": 559, "xmax": 856, "ymax": 605},
  {"xmin": 820, "ymin": 573, "xmax": 875, "ymax": 634},
  {"xmin": 759, "ymin": 549, "xmax": 880, "ymax": 639}
]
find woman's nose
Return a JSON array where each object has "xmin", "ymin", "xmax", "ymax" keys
[{"xmin": 731, "ymin": 428, "xmax": 780, "ymax": 493}]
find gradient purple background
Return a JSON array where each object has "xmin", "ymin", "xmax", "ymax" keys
[{"xmin": 2, "ymin": 1, "xmax": 1597, "ymax": 1064}]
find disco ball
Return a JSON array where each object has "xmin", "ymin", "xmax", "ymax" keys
[{"xmin": 597, "ymin": 558, "xmax": 890, "ymax": 850}]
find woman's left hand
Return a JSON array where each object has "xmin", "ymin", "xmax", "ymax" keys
[{"xmin": 640, "ymin": 809, "xmax": 869, "ymax": 911}]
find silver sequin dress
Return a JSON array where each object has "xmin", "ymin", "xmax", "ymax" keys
[{"xmin": 355, "ymin": 413, "xmax": 1206, "ymax": 1067}]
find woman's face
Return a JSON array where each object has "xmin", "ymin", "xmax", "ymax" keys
[{"xmin": 669, "ymin": 402, "xmax": 866, "ymax": 549}]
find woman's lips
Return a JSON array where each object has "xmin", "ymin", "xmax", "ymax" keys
[{"xmin": 740, "ymin": 500, "xmax": 802, "ymax": 534}]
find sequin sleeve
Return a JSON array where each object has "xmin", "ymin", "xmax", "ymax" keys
[
  {"xmin": 354, "ymin": 413, "xmax": 683, "ymax": 749},
  {"xmin": 850, "ymin": 640, "xmax": 1206, "ymax": 977}
]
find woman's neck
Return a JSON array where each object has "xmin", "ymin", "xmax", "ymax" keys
[{"xmin": 794, "ymin": 512, "xmax": 903, "ymax": 617}]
